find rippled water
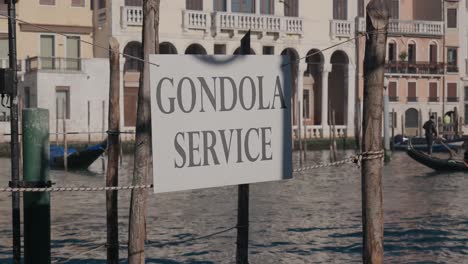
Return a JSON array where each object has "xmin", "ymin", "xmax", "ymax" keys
[{"xmin": 0, "ymin": 150, "xmax": 467, "ymax": 263}]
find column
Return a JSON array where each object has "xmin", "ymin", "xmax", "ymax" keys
[
  {"xmin": 298, "ymin": 61, "xmax": 307, "ymax": 138},
  {"xmin": 226, "ymin": 0, "xmax": 232, "ymax": 12},
  {"xmin": 321, "ymin": 65, "xmax": 330, "ymax": 130},
  {"xmin": 255, "ymin": 0, "xmax": 261, "ymax": 14},
  {"xmin": 347, "ymin": 64, "xmax": 356, "ymax": 137}
]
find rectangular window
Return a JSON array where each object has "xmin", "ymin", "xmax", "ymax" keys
[
  {"xmin": 263, "ymin": 46, "xmax": 274, "ymax": 55},
  {"xmin": 187, "ymin": 0, "xmax": 203, "ymax": 10},
  {"xmin": 66, "ymin": 36, "xmax": 80, "ymax": 70},
  {"xmin": 71, "ymin": 0, "xmax": 85, "ymax": 7},
  {"xmin": 447, "ymin": 8, "xmax": 457, "ymax": 28},
  {"xmin": 213, "ymin": 0, "xmax": 226, "ymax": 11},
  {"xmin": 388, "ymin": 0, "xmax": 399, "ymax": 19},
  {"xmin": 447, "ymin": 83, "xmax": 458, "ymax": 102},
  {"xmin": 389, "ymin": 81, "xmax": 397, "ymax": 101},
  {"xmin": 465, "ymin": 86, "xmax": 468, "ymax": 101},
  {"xmin": 407, "ymin": 82, "xmax": 417, "ymax": 102},
  {"xmin": 232, "ymin": 0, "xmax": 255, "ymax": 13},
  {"xmin": 465, "ymin": 104, "xmax": 468, "ymax": 125},
  {"xmin": 0, "ymin": 3, "xmax": 7, "ymax": 14},
  {"xmin": 408, "ymin": 44, "xmax": 416, "ymax": 64},
  {"xmin": 56, "ymin": 87, "xmax": 70, "ymax": 119},
  {"xmin": 40, "ymin": 35, "xmax": 55, "ymax": 69},
  {"xmin": 40, "ymin": 0, "xmax": 56, "ymax": 5},
  {"xmin": 388, "ymin": 42, "xmax": 396, "ymax": 62},
  {"xmin": 333, "ymin": 0, "xmax": 347, "ymax": 20},
  {"xmin": 214, "ymin": 44, "xmax": 226, "ymax": 54},
  {"xmin": 429, "ymin": 82, "xmax": 438, "ymax": 102},
  {"xmin": 429, "ymin": 44, "xmax": 437, "ymax": 64},
  {"xmin": 260, "ymin": 0, "xmax": 274, "ymax": 14},
  {"xmin": 358, "ymin": 0, "xmax": 364, "ymax": 17},
  {"xmin": 303, "ymin": 90, "xmax": 310, "ymax": 119},
  {"xmin": 125, "ymin": 0, "xmax": 142, "ymax": 6},
  {"xmin": 98, "ymin": 0, "xmax": 105, "ymax": 9},
  {"xmin": 447, "ymin": 47, "xmax": 458, "ymax": 72},
  {"xmin": 284, "ymin": 0, "xmax": 298, "ymax": 17}
]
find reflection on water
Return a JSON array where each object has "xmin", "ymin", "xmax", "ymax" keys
[{"xmin": 0, "ymin": 151, "xmax": 467, "ymax": 263}]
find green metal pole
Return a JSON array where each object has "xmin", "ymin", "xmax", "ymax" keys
[{"xmin": 23, "ymin": 108, "xmax": 50, "ymax": 264}]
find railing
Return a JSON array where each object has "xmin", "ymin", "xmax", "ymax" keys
[
  {"xmin": 183, "ymin": 10, "xmax": 211, "ymax": 31},
  {"xmin": 407, "ymin": 97, "xmax": 418, "ymax": 102},
  {"xmin": 447, "ymin": 97, "xmax": 459, "ymax": 103},
  {"xmin": 121, "ymin": 6, "xmax": 143, "ymax": 27},
  {"xmin": 330, "ymin": 20, "xmax": 354, "ymax": 38},
  {"xmin": 385, "ymin": 61, "xmax": 444, "ymax": 75},
  {"xmin": 357, "ymin": 17, "xmax": 443, "ymax": 37},
  {"xmin": 25, "ymin": 57, "xmax": 82, "ymax": 72},
  {"xmin": 389, "ymin": 96, "xmax": 399, "ymax": 102},
  {"xmin": 428, "ymin": 97, "xmax": 440, "ymax": 102},
  {"xmin": 213, "ymin": 12, "xmax": 303, "ymax": 36},
  {"xmin": 447, "ymin": 65, "xmax": 459, "ymax": 73}
]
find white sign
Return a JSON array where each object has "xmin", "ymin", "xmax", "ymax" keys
[{"xmin": 150, "ymin": 55, "xmax": 292, "ymax": 193}]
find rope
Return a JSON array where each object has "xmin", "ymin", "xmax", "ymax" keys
[
  {"xmin": 0, "ymin": 151, "xmax": 384, "ymax": 193},
  {"xmin": 0, "ymin": 184, "xmax": 153, "ymax": 193}
]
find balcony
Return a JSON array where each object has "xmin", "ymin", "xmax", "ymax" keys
[
  {"xmin": 447, "ymin": 64, "xmax": 459, "ymax": 73},
  {"xmin": 389, "ymin": 96, "xmax": 399, "ymax": 102},
  {"xmin": 330, "ymin": 20, "xmax": 354, "ymax": 38},
  {"xmin": 407, "ymin": 97, "xmax": 418, "ymax": 102},
  {"xmin": 183, "ymin": 10, "xmax": 211, "ymax": 32},
  {"xmin": 428, "ymin": 97, "xmax": 440, "ymax": 102},
  {"xmin": 212, "ymin": 12, "xmax": 303, "ymax": 37},
  {"xmin": 357, "ymin": 18, "xmax": 443, "ymax": 37},
  {"xmin": 385, "ymin": 61, "xmax": 444, "ymax": 75},
  {"xmin": 25, "ymin": 57, "xmax": 82, "ymax": 72},
  {"xmin": 121, "ymin": 6, "xmax": 143, "ymax": 28},
  {"xmin": 447, "ymin": 97, "xmax": 459, "ymax": 103}
]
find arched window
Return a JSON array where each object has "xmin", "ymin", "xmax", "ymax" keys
[
  {"xmin": 407, "ymin": 41, "xmax": 416, "ymax": 64},
  {"xmin": 388, "ymin": 40, "xmax": 397, "ymax": 63},
  {"xmin": 405, "ymin": 108, "xmax": 418, "ymax": 128},
  {"xmin": 429, "ymin": 42, "xmax": 438, "ymax": 64}
]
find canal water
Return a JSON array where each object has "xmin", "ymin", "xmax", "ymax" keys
[{"xmin": 0, "ymin": 150, "xmax": 467, "ymax": 263}]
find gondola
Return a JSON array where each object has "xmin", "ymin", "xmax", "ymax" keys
[
  {"xmin": 392, "ymin": 135, "xmax": 464, "ymax": 152},
  {"xmin": 49, "ymin": 141, "xmax": 107, "ymax": 170},
  {"xmin": 406, "ymin": 142, "xmax": 468, "ymax": 172}
]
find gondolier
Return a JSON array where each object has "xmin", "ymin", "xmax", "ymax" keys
[{"xmin": 423, "ymin": 115, "xmax": 438, "ymax": 155}]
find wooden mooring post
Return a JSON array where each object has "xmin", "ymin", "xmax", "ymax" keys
[
  {"xmin": 106, "ymin": 37, "xmax": 120, "ymax": 264},
  {"xmin": 128, "ymin": 1, "xmax": 160, "ymax": 263},
  {"xmin": 362, "ymin": 1, "xmax": 388, "ymax": 263},
  {"xmin": 236, "ymin": 30, "xmax": 251, "ymax": 264},
  {"xmin": 63, "ymin": 99, "xmax": 68, "ymax": 171}
]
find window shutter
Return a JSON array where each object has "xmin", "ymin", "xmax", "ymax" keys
[
  {"xmin": 186, "ymin": 0, "xmax": 203, "ymax": 11},
  {"xmin": 40, "ymin": 0, "xmax": 56, "ymax": 5},
  {"xmin": 71, "ymin": 0, "xmax": 85, "ymax": 7},
  {"xmin": 389, "ymin": 82, "xmax": 397, "ymax": 97},
  {"xmin": 429, "ymin": 44, "xmax": 437, "ymax": 63},
  {"xmin": 284, "ymin": 0, "xmax": 298, "ymax": 17},
  {"xmin": 447, "ymin": 9, "xmax": 457, "ymax": 28},
  {"xmin": 358, "ymin": 0, "xmax": 364, "ymax": 17},
  {"xmin": 447, "ymin": 83, "xmax": 457, "ymax": 98},
  {"xmin": 408, "ymin": 82, "xmax": 416, "ymax": 98},
  {"xmin": 429, "ymin": 83, "xmax": 437, "ymax": 98}
]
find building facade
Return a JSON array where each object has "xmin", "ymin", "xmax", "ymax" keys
[
  {"xmin": 0, "ymin": 0, "xmax": 108, "ymax": 142},
  {"xmin": 94, "ymin": 0, "xmax": 360, "ymax": 139},
  {"xmin": 358, "ymin": 0, "xmax": 467, "ymax": 137}
]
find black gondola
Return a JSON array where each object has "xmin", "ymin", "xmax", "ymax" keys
[
  {"xmin": 406, "ymin": 142, "xmax": 468, "ymax": 172},
  {"xmin": 49, "ymin": 141, "xmax": 107, "ymax": 170}
]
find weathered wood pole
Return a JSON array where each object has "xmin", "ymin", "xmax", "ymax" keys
[
  {"xmin": 106, "ymin": 37, "xmax": 120, "ymax": 264},
  {"xmin": 55, "ymin": 98, "xmax": 59, "ymax": 146},
  {"xmin": 62, "ymin": 99, "xmax": 68, "ymax": 171},
  {"xmin": 128, "ymin": 1, "xmax": 159, "ymax": 263},
  {"xmin": 236, "ymin": 30, "xmax": 251, "ymax": 264},
  {"xmin": 102, "ymin": 100, "xmax": 106, "ymax": 171},
  {"xmin": 362, "ymin": 1, "xmax": 389, "ymax": 263}
]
